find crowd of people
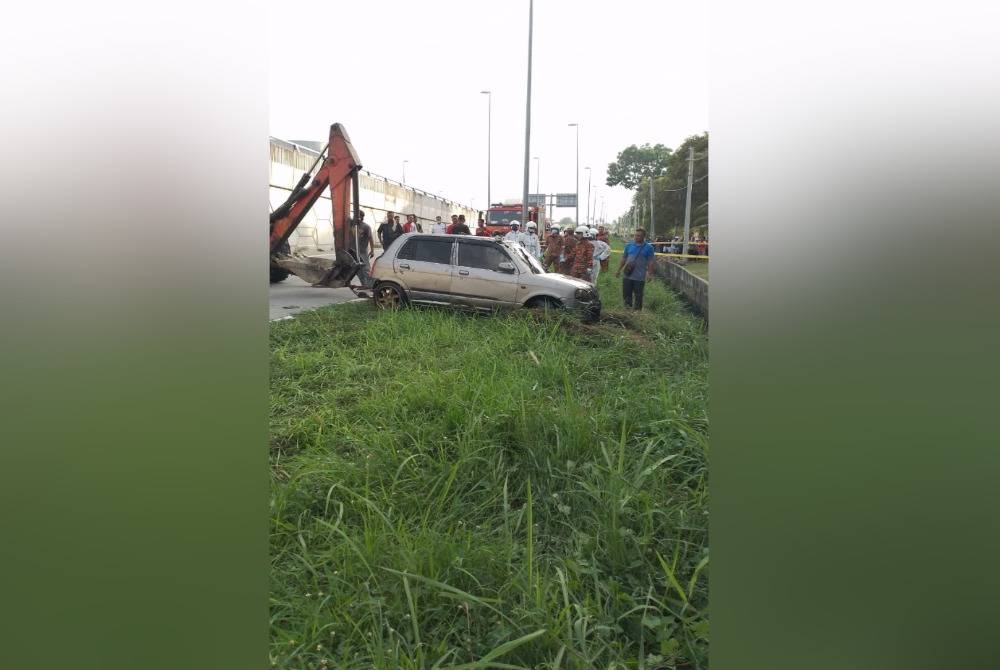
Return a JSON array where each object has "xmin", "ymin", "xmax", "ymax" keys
[
  {"xmin": 346, "ymin": 211, "xmax": 660, "ymax": 311},
  {"xmin": 652, "ymin": 234, "xmax": 709, "ymax": 256}
]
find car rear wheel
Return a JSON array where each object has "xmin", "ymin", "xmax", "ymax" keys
[{"xmin": 373, "ymin": 283, "xmax": 406, "ymax": 310}]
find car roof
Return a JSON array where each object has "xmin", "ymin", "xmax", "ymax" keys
[{"xmin": 396, "ymin": 233, "xmax": 503, "ymax": 244}]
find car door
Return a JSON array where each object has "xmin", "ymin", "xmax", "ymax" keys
[
  {"xmin": 393, "ymin": 237, "xmax": 455, "ymax": 303},
  {"xmin": 452, "ymin": 240, "xmax": 520, "ymax": 310}
]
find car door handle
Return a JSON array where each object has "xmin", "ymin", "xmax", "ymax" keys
[
  {"xmin": 399, "ymin": 263, "xmax": 411, "ymax": 269},
  {"xmin": 459, "ymin": 270, "xmax": 469, "ymax": 275}
]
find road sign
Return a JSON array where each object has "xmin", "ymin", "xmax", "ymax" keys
[
  {"xmin": 556, "ymin": 193, "xmax": 577, "ymax": 207},
  {"xmin": 528, "ymin": 193, "xmax": 546, "ymax": 206}
]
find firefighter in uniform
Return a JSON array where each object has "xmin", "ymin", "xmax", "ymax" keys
[
  {"xmin": 543, "ymin": 225, "xmax": 563, "ymax": 272},
  {"xmin": 569, "ymin": 225, "xmax": 595, "ymax": 281},
  {"xmin": 560, "ymin": 226, "xmax": 578, "ymax": 275}
]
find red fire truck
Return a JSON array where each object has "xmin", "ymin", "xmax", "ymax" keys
[{"xmin": 483, "ymin": 201, "xmax": 544, "ymax": 237}]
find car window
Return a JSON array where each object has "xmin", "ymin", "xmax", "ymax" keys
[
  {"xmin": 512, "ymin": 245, "xmax": 544, "ymax": 274},
  {"xmin": 397, "ymin": 238, "xmax": 453, "ymax": 264},
  {"xmin": 458, "ymin": 242, "xmax": 512, "ymax": 271}
]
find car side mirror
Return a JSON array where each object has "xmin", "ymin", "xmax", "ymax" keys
[{"xmin": 497, "ymin": 261, "xmax": 516, "ymax": 273}]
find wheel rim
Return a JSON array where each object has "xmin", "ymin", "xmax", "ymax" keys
[{"xmin": 376, "ymin": 286, "xmax": 401, "ymax": 309}]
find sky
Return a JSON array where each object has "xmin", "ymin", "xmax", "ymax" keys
[{"xmin": 269, "ymin": 0, "xmax": 707, "ymax": 224}]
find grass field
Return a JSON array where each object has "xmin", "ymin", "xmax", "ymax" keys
[
  {"xmin": 270, "ymin": 271, "xmax": 709, "ymax": 669},
  {"xmin": 680, "ymin": 262, "xmax": 708, "ymax": 281}
]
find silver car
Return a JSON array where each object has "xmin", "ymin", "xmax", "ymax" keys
[{"xmin": 368, "ymin": 233, "xmax": 601, "ymax": 320}]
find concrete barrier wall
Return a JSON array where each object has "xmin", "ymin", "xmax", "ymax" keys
[
  {"xmin": 270, "ymin": 138, "xmax": 478, "ymax": 253},
  {"xmin": 653, "ymin": 259, "xmax": 709, "ymax": 319}
]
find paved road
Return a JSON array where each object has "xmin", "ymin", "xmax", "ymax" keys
[{"xmin": 269, "ymin": 275, "xmax": 367, "ymax": 320}]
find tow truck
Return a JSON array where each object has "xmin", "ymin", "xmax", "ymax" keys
[{"xmin": 269, "ymin": 123, "xmax": 364, "ymax": 289}]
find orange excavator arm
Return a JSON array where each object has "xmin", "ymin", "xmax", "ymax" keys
[{"xmin": 269, "ymin": 123, "xmax": 363, "ymax": 287}]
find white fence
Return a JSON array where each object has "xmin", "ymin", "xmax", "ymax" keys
[{"xmin": 270, "ymin": 138, "xmax": 478, "ymax": 252}]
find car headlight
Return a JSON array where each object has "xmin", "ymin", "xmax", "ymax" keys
[{"xmin": 575, "ymin": 288, "xmax": 596, "ymax": 301}]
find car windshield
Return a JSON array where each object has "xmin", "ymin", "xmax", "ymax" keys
[{"xmin": 511, "ymin": 245, "xmax": 545, "ymax": 274}]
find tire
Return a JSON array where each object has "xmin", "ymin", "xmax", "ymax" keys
[
  {"xmin": 526, "ymin": 296, "xmax": 562, "ymax": 312},
  {"xmin": 270, "ymin": 239, "xmax": 292, "ymax": 283},
  {"xmin": 373, "ymin": 283, "xmax": 407, "ymax": 310},
  {"xmin": 270, "ymin": 265, "xmax": 290, "ymax": 283}
]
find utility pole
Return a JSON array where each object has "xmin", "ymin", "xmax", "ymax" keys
[
  {"xmin": 682, "ymin": 147, "xmax": 695, "ymax": 256},
  {"xmin": 585, "ymin": 167, "xmax": 591, "ymax": 227},
  {"xmin": 568, "ymin": 123, "xmax": 579, "ymax": 225},
  {"xmin": 521, "ymin": 0, "xmax": 534, "ymax": 227},
  {"xmin": 480, "ymin": 90, "xmax": 492, "ymax": 222}
]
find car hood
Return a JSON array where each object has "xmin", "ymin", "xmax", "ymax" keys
[{"xmin": 529, "ymin": 273, "xmax": 593, "ymax": 290}]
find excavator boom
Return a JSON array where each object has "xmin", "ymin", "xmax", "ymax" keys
[{"xmin": 269, "ymin": 123, "xmax": 363, "ymax": 288}]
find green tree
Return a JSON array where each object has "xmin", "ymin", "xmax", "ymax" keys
[
  {"xmin": 630, "ymin": 133, "xmax": 708, "ymax": 239},
  {"xmin": 558, "ymin": 216, "xmax": 576, "ymax": 226},
  {"xmin": 606, "ymin": 143, "xmax": 672, "ymax": 190}
]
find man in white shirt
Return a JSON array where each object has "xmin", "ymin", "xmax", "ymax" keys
[
  {"xmin": 503, "ymin": 221, "xmax": 527, "ymax": 247},
  {"xmin": 587, "ymin": 227, "xmax": 611, "ymax": 286},
  {"xmin": 523, "ymin": 221, "xmax": 542, "ymax": 260},
  {"xmin": 432, "ymin": 216, "xmax": 446, "ymax": 235}
]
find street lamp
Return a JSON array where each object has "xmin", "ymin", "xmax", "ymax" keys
[
  {"xmin": 402, "ymin": 159, "xmax": 408, "ymax": 185},
  {"xmin": 568, "ymin": 123, "xmax": 579, "ymax": 226},
  {"xmin": 480, "ymin": 90, "xmax": 491, "ymax": 222},
  {"xmin": 521, "ymin": 0, "xmax": 535, "ymax": 227},
  {"xmin": 584, "ymin": 166, "xmax": 591, "ymax": 226}
]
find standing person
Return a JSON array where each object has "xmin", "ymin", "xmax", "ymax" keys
[
  {"xmin": 543, "ymin": 225, "xmax": 563, "ymax": 272},
  {"xmin": 588, "ymin": 228, "xmax": 611, "ymax": 286},
  {"xmin": 596, "ymin": 226, "xmax": 611, "ymax": 271},
  {"xmin": 376, "ymin": 211, "xmax": 396, "ymax": 249},
  {"xmin": 433, "ymin": 216, "xmax": 446, "ymax": 235},
  {"xmin": 451, "ymin": 215, "xmax": 471, "ymax": 235},
  {"xmin": 446, "ymin": 214, "xmax": 459, "ymax": 234},
  {"xmin": 615, "ymin": 227, "xmax": 656, "ymax": 311},
  {"xmin": 348, "ymin": 210, "xmax": 375, "ymax": 287},
  {"xmin": 503, "ymin": 221, "xmax": 526, "ymax": 247},
  {"xmin": 560, "ymin": 225, "xmax": 578, "ymax": 275},
  {"xmin": 569, "ymin": 226, "xmax": 595, "ymax": 281},
  {"xmin": 475, "ymin": 218, "xmax": 489, "ymax": 236},
  {"xmin": 402, "ymin": 214, "xmax": 415, "ymax": 234},
  {"xmin": 523, "ymin": 221, "xmax": 542, "ymax": 260}
]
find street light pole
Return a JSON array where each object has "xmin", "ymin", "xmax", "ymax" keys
[
  {"xmin": 568, "ymin": 123, "xmax": 579, "ymax": 226},
  {"xmin": 585, "ymin": 167, "xmax": 592, "ymax": 226},
  {"xmin": 521, "ymin": 0, "xmax": 534, "ymax": 228},
  {"xmin": 402, "ymin": 159, "xmax": 408, "ymax": 185},
  {"xmin": 480, "ymin": 90, "xmax": 491, "ymax": 222}
]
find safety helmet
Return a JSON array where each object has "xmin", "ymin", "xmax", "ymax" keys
[
  {"xmin": 549, "ymin": 225, "xmax": 559, "ymax": 233},
  {"xmin": 574, "ymin": 225, "xmax": 589, "ymax": 235},
  {"xmin": 589, "ymin": 227, "xmax": 598, "ymax": 236},
  {"xmin": 526, "ymin": 221, "xmax": 537, "ymax": 230},
  {"xmin": 509, "ymin": 220, "xmax": 520, "ymax": 228}
]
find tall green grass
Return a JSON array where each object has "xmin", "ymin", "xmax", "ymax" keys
[{"xmin": 270, "ymin": 275, "xmax": 708, "ymax": 669}]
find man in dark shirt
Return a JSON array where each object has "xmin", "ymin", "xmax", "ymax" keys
[
  {"xmin": 452, "ymin": 215, "xmax": 471, "ymax": 235},
  {"xmin": 348, "ymin": 211, "xmax": 375, "ymax": 287},
  {"xmin": 377, "ymin": 212, "xmax": 403, "ymax": 250}
]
